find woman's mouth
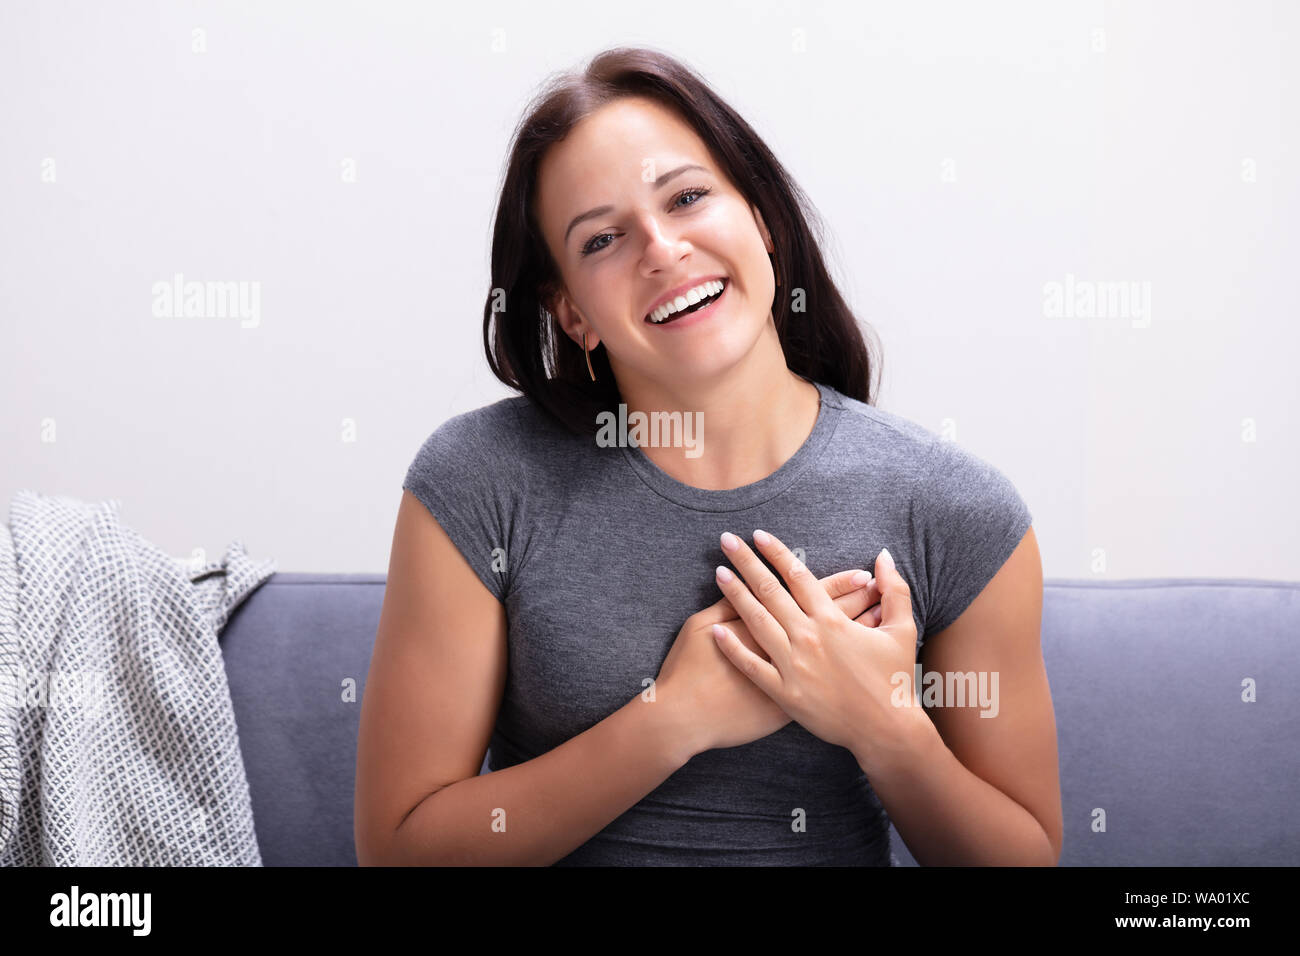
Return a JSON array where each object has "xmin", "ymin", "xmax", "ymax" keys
[{"xmin": 644, "ymin": 278, "xmax": 729, "ymax": 329}]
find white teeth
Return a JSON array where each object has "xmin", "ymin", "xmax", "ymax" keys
[{"xmin": 647, "ymin": 279, "xmax": 725, "ymax": 323}]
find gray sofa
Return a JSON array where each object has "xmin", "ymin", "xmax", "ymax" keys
[{"xmin": 220, "ymin": 573, "xmax": 1300, "ymax": 866}]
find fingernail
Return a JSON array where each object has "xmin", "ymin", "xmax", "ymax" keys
[
  {"xmin": 753, "ymin": 529, "xmax": 771, "ymax": 546},
  {"xmin": 715, "ymin": 565, "xmax": 734, "ymax": 582},
  {"xmin": 850, "ymin": 570, "xmax": 872, "ymax": 588},
  {"xmin": 720, "ymin": 531, "xmax": 739, "ymax": 552},
  {"xmin": 878, "ymin": 547, "xmax": 895, "ymax": 571}
]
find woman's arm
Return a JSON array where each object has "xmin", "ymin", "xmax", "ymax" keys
[
  {"xmin": 354, "ymin": 491, "xmax": 700, "ymax": 867},
  {"xmin": 709, "ymin": 524, "xmax": 1061, "ymax": 866},
  {"xmin": 384, "ymin": 696, "xmax": 695, "ymax": 867},
  {"xmin": 858, "ymin": 526, "xmax": 1063, "ymax": 866}
]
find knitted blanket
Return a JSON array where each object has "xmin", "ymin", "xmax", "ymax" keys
[{"xmin": 0, "ymin": 490, "xmax": 274, "ymax": 865}]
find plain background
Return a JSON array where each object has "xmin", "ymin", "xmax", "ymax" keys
[{"xmin": 2, "ymin": 0, "xmax": 1296, "ymax": 578}]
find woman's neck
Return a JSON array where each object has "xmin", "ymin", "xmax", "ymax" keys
[{"xmin": 621, "ymin": 368, "xmax": 821, "ymax": 492}]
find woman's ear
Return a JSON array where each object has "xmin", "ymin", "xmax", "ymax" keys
[
  {"xmin": 751, "ymin": 203, "xmax": 775, "ymax": 255},
  {"xmin": 543, "ymin": 285, "xmax": 598, "ymax": 350}
]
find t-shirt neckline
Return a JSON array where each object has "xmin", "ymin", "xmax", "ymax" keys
[{"xmin": 618, "ymin": 380, "xmax": 844, "ymax": 513}]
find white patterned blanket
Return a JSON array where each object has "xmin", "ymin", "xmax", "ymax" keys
[{"xmin": 0, "ymin": 490, "xmax": 274, "ymax": 865}]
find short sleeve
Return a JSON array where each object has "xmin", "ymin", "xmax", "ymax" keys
[
  {"xmin": 401, "ymin": 408, "xmax": 520, "ymax": 603},
  {"xmin": 908, "ymin": 436, "xmax": 1033, "ymax": 654}
]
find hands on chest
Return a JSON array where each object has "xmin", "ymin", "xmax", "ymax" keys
[{"xmin": 654, "ymin": 530, "xmax": 919, "ymax": 761}]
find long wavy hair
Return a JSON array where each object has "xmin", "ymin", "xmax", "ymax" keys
[{"xmin": 484, "ymin": 46, "xmax": 880, "ymax": 437}]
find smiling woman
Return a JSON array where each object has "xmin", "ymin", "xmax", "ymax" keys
[
  {"xmin": 354, "ymin": 46, "xmax": 1059, "ymax": 868},
  {"xmin": 486, "ymin": 48, "xmax": 877, "ymax": 444}
]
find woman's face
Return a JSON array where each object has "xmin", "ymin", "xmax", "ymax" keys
[{"xmin": 535, "ymin": 96, "xmax": 778, "ymax": 389}]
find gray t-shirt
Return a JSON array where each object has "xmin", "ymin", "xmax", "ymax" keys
[{"xmin": 402, "ymin": 380, "xmax": 1032, "ymax": 865}]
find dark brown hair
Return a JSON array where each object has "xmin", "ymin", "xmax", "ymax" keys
[{"xmin": 484, "ymin": 45, "xmax": 880, "ymax": 437}]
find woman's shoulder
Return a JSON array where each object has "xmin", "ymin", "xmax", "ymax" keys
[
  {"xmin": 406, "ymin": 394, "xmax": 528, "ymax": 483},
  {"xmin": 413, "ymin": 393, "xmax": 553, "ymax": 454},
  {"xmin": 819, "ymin": 383, "xmax": 1024, "ymax": 505},
  {"xmin": 405, "ymin": 392, "xmax": 584, "ymax": 495},
  {"xmin": 819, "ymin": 383, "xmax": 940, "ymax": 464}
]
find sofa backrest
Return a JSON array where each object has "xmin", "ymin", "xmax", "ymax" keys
[{"xmin": 219, "ymin": 573, "xmax": 1300, "ymax": 866}]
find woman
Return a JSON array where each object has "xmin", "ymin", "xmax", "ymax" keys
[{"xmin": 355, "ymin": 47, "xmax": 1062, "ymax": 866}]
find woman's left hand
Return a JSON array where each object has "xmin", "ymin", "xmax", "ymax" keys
[{"xmin": 711, "ymin": 529, "xmax": 925, "ymax": 761}]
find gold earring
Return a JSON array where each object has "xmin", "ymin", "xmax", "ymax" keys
[{"xmin": 582, "ymin": 331, "xmax": 596, "ymax": 382}]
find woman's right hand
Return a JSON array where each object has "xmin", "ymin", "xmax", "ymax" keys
[{"xmin": 655, "ymin": 568, "xmax": 882, "ymax": 755}]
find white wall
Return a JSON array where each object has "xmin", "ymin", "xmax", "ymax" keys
[{"xmin": 2, "ymin": 0, "xmax": 1296, "ymax": 578}]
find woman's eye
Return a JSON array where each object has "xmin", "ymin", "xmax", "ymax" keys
[
  {"xmin": 580, "ymin": 186, "xmax": 712, "ymax": 257},
  {"xmin": 675, "ymin": 187, "xmax": 710, "ymax": 208},
  {"xmin": 582, "ymin": 234, "xmax": 614, "ymax": 255}
]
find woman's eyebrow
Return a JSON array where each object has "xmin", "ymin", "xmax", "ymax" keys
[{"xmin": 563, "ymin": 163, "xmax": 709, "ymax": 245}]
